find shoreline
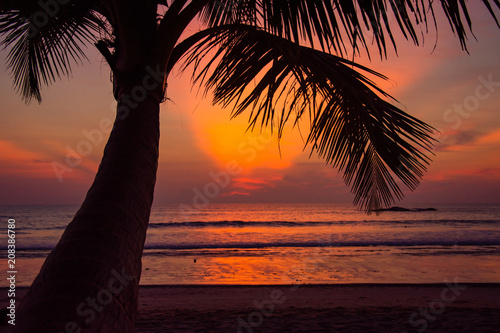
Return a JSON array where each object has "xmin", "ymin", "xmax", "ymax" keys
[{"xmin": 2, "ymin": 284, "xmax": 499, "ymax": 332}]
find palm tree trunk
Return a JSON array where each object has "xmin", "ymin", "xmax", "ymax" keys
[{"xmin": 16, "ymin": 91, "xmax": 160, "ymax": 332}]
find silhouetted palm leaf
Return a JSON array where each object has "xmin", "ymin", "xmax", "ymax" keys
[
  {"xmin": 0, "ymin": 0, "xmax": 499, "ymax": 208},
  {"xmin": 190, "ymin": 0, "xmax": 500, "ymax": 210},
  {"xmin": 183, "ymin": 26, "xmax": 435, "ymax": 210},
  {"xmin": 200, "ymin": 0, "xmax": 500, "ymax": 57},
  {"xmin": 0, "ymin": 1, "xmax": 103, "ymax": 103}
]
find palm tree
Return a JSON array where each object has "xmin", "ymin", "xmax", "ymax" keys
[{"xmin": 1, "ymin": 0, "xmax": 498, "ymax": 331}]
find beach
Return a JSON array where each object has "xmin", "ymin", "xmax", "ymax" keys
[
  {"xmin": 2, "ymin": 284, "xmax": 499, "ymax": 332},
  {"xmin": 2, "ymin": 204, "xmax": 500, "ymax": 331}
]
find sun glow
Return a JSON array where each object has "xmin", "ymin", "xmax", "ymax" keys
[{"xmin": 190, "ymin": 104, "xmax": 306, "ymax": 171}]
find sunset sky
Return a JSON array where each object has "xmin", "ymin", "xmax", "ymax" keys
[{"xmin": 1, "ymin": 4, "xmax": 499, "ymax": 207}]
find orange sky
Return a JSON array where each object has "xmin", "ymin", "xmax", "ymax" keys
[{"xmin": 1, "ymin": 5, "xmax": 500, "ymax": 206}]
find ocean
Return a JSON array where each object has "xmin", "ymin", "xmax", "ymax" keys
[{"xmin": 1, "ymin": 203, "xmax": 500, "ymax": 287}]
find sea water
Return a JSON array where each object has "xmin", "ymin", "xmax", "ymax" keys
[{"xmin": 1, "ymin": 203, "xmax": 499, "ymax": 286}]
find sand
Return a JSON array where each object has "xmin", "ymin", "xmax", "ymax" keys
[{"xmin": 2, "ymin": 284, "xmax": 500, "ymax": 332}]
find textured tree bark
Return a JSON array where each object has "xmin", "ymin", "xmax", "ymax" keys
[{"xmin": 15, "ymin": 91, "xmax": 160, "ymax": 332}]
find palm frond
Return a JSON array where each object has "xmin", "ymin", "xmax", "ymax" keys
[
  {"xmin": 200, "ymin": 0, "xmax": 500, "ymax": 56},
  {"xmin": 0, "ymin": 2, "xmax": 103, "ymax": 103},
  {"xmin": 183, "ymin": 26, "xmax": 435, "ymax": 211}
]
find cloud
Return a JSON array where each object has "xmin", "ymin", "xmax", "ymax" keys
[
  {"xmin": 212, "ymin": 161, "xmax": 350, "ymax": 203},
  {"xmin": 436, "ymin": 127, "xmax": 500, "ymax": 152},
  {"xmin": 0, "ymin": 140, "xmax": 54, "ymax": 178},
  {"xmin": 435, "ymin": 129, "xmax": 483, "ymax": 151}
]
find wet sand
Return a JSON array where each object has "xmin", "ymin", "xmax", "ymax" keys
[
  {"xmin": 135, "ymin": 284, "xmax": 500, "ymax": 332},
  {"xmin": 2, "ymin": 284, "xmax": 499, "ymax": 332}
]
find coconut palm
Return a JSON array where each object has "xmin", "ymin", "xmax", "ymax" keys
[{"xmin": 1, "ymin": 0, "xmax": 498, "ymax": 331}]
